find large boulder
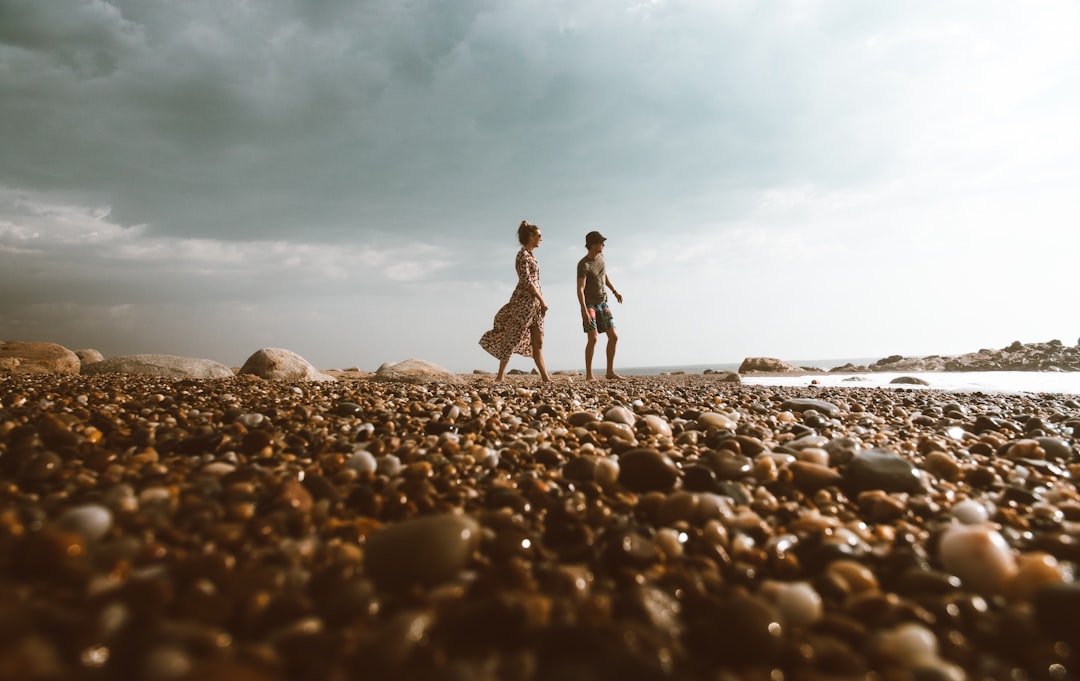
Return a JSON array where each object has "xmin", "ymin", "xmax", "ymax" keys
[
  {"xmin": 74, "ymin": 348, "xmax": 105, "ymax": 368},
  {"xmin": 738, "ymin": 357, "xmax": 800, "ymax": 373},
  {"xmin": 0, "ymin": 341, "xmax": 81, "ymax": 374},
  {"xmin": 81, "ymin": 354, "xmax": 234, "ymax": 379},
  {"xmin": 238, "ymin": 348, "xmax": 335, "ymax": 382},
  {"xmin": 374, "ymin": 359, "xmax": 461, "ymax": 384}
]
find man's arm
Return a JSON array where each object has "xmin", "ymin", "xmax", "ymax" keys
[
  {"xmin": 605, "ymin": 275, "xmax": 623, "ymax": 304},
  {"xmin": 577, "ymin": 276, "xmax": 589, "ymax": 320}
]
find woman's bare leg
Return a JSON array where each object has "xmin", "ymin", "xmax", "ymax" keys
[
  {"xmin": 496, "ymin": 358, "xmax": 509, "ymax": 381},
  {"xmin": 530, "ymin": 325, "xmax": 550, "ymax": 382}
]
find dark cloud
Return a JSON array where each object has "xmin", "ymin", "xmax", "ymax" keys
[{"xmin": 2, "ymin": 1, "xmax": 1079, "ymax": 369}]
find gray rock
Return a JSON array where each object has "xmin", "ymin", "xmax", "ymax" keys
[
  {"xmin": 374, "ymin": 359, "xmax": 461, "ymax": 384},
  {"xmin": 364, "ymin": 514, "xmax": 480, "ymax": 589},
  {"xmin": 842, "ymin": 448, "xmax": 926, "ymax": 495},
  {"xmin": 74, "ymin": 349, "xmax": 105, "ymax": 366},
  {"xmin": 81, "ymin": 354, "xmax": 234, "ymax": 379},
  {"xmin": 0, "ymin": 341, "xmax": 81, "ymax": 374},
  {"xmin": 891, "ymin": 376, "xmax": 930, "ymax": 385},
  {"xmin": 780, "ymin": 398, "xmax": 841, "ymax": 417},
  {"xmin": 738, "ymin": 357, "xmax": 800, "ymax": 373},
  {"xmin": 238, "ymin": 347, "xmax": 335, "ymax": 382}
]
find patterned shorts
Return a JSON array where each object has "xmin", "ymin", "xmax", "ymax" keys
[{"xmin": 583, "ymin": 301, "xmax": 615, "ymax": 333}]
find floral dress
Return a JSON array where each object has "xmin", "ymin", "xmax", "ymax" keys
[{"xmin": 479, "ymin": 248, "xmax": 544, "ymax": 360}]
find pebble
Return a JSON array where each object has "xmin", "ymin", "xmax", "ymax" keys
[
  {"xmin": 363, "ymin": 513, "xmax": 480, "ymax": 589},
  {"xmin": 2, "ymin": 371, "xmax": 1078, "ymax": 680},
  {"xmin": 843, "ymin": 448, "xmax": 926, "ymax": 495},
  {"xmin": 938, "ymin": 524, "xmax": 1018, "ymax": 595},
  {"xmin": 55, "ymin": 504, "xmax": 113, "ymax": 542}
]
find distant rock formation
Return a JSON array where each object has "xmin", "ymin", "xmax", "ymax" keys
[
  {"xmin": 0, "ymin": 341, "xmax": 81, "ymax": 374},
  {"xmin": 830, "ymin": 339, "xmax": 1080, "ymax": 373},
  {"xmin": 703, "ymin": 369, "xmax": 741, "ymax": 382},
  {"xmin": 82, "ymin": 354, "xmax": 235, "ymax": 379},
  {"xmin": 739, "ymin": 357, "xmax": 801, "ymax": 373}
]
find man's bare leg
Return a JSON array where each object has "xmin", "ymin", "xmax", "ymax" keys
[
  {"xmin": 605, "ymin": 329, "xmax": 623, "ymax": 379},
  {"xmin": 584, "ymin": 330, "xmax": 598, "ymax": 380}
]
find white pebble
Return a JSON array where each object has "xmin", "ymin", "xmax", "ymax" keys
[
  {"xmin": 939, "ymin": 524, "xmax": 1017, "ymax": 595},
  {"xmin": 56, "ymin": 504, "xmax": 113, "ymax": 542},
  {"xmin": 871, "ymin": 622, "xmax": 939, "ymax": 666},
  {"xmin": 236, "ymin": 413, "xmax": 267, "ymax": 428},
  {"xmin": 762, "ymin": 580, "xmax": 823, "ymax": 629},
  {"xmin": 347, "ymin": 451, "xmax": 378, "ymax": 474},
  {"xmin": 951, "ymin": 498, "xmax": 990, "ymax": 524}
]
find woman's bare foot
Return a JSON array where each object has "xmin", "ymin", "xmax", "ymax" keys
[{"xmin": 605, "ymin": 373, "xmax": 625, "ymax": 380}]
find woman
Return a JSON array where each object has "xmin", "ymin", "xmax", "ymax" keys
[{"xmin": 479, "ymin": 220, "xmax": 551, "ymax": 382}]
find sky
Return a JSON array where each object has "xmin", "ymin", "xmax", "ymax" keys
[{"xmin": 2, "ymin": 0, "xmax": 1079, "ymax": 374}]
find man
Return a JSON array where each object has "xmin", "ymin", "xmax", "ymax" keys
[{"xmin": 577, "ymin": 230, "xmax": 624, "ymax": 380}]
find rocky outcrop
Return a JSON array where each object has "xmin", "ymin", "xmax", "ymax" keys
[
  {"xmin": 703, "ymin": 369, "xmax": 741, "ymax": 382},
  {"xmin": 81, "ymin": 354, "xmax": 235, "ymax": 379},
  {"xmin": 830, "ymin": 339, "xmax": 1080, "ymax": 373},
  {"xmin": 739, "ymin": 357, "xmax": 801, "ymax": 373},
  {"xmin": 0, "ymin": 341, "xmax": 81, "ymax": 374},
  {"xmin": 374, "ymin": 359, "xmax": 461, "ymax": 384},
  {"xmin": 238, "ymin": 348, "xmax": 336, "ymax": 382}
]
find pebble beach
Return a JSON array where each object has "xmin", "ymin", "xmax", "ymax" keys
[{"xmin": 3, "ymin": 371, "xmax": 1080, "ymax": 680}]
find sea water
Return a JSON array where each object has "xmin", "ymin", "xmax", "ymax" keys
[
  {"xmin": 618, "ymin": 358, "xmax": 879, "ymax": 375},
  {"xmin": 617, "ymin": 360, "xmax": 1080, "ymax": 395}
]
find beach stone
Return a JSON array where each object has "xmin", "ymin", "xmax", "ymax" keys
[
  {"xmin": 373, "ymin": 359, "xmax": 462, "ymax": 384},
  {"xmin": 891, "ymin": 376, "xmax": 930, "ymax": 386},
  {"xmin": 787, "ymin": 460, "xmax": 842, "ymax": 492},
  {"xmin": 842, "ymin": 448, "xmax": 925, "ymax": 495},
  {"xmin": 603, "ymin": 405, "xmax": 635, "ymax": 425},
  {"xmin": 642, "ymin": 414, "xmax": 672, "ymax": 436},
  {"xmin": 938, "ymin": 524, "xmax": 1017, "ymax": 596},
  {"xmin": 1035, "ymin": 437, "xmax": 1072, "ymax": 462},
  {"xmin": 568, "ymin": 411, "xmax": 599, "ymax": 426},
  {"xmin": 617, "ymin": 448, "xmax": 679, "ymax": 492},
  {"xmin": 364, "ymin": 513, "xmax": 480, "ymax": 589},
  {"xmin": 55, "ymin": 504, "xmax": 113, "ymax": 542},
  {"xmin": 0, "ymin": 341, "xmax": 80, "ymax": 374},
  {"xmin": 698, "ymin": 412, "xmax": 737, "ymax": 431},
  {"xmin": 238, "ymin": 347, "xmax": 335, "ymax": 382},
  {"xmin": 780, "ymin": 398, "xmax": 841, "ymax": 417},
  {"xmin": 739, "ymin": 357, "xmax": 800, "ymax": 373},
  {"xmin": 81, "ymin": 354, "xmax": 234, "ymax": 379}
]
